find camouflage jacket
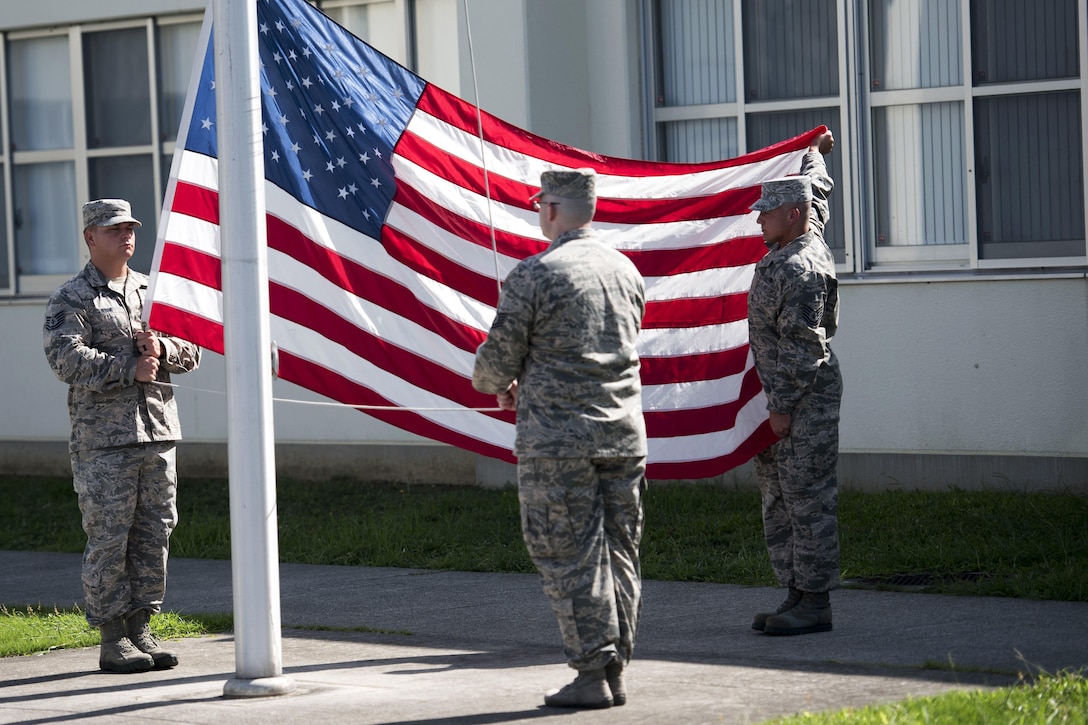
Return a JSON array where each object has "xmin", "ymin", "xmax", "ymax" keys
[
  {"xmin": 43, "ymin": 261, "xmax": 202, "ymax": 452},
  {"xmin": 747, "ymin": 150, "xmax": 839, "ymax": 414},
  {"xmin": 472, "ymin": 228, "xmax": 647, "ymax": 458}
]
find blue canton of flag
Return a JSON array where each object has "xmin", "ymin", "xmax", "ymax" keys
[{"xmin": 185, "ymin": 0, "xmax": 425, "ymax": 241}]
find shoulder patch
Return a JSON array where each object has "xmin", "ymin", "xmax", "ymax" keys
[
  {"xmin": 44, "ymin": 312, "xmax": 66, "ymax": 331},
  {"xmin": 490, "ymin": 312, "xmax": 508, "ymax": 329}
]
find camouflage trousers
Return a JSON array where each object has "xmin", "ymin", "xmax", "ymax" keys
[
  {"xmin": 71, "ymin": 442, "xmax": 179, "ymax": 627},
  {"xmin": 518, "ymin": 456, "xmax": 646, "ymax": 672},
  {"xmin": 755, "ymin": 370, "xmax": 842, "ymax": 593}
]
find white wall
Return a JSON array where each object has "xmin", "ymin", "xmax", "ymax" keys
[{"xmin": 835, "ymin": 276, "xmax": 1088, "ymax": 457}]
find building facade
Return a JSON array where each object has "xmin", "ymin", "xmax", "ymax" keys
[{"xmin": 2, "ymin": 0, "xmax": 1085, "ymax": 490}]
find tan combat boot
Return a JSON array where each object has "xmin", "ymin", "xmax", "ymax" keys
[
  {"xmin": 543, "ymin": 667, "xmax": 612, "ymax": 709},
  {"xmin": 763, "ymin": 591, "xmax": 832, "ymax": 635},
  {"xmin": 125, "ymin": 609, "xmax": 179, "ymax": 670},
  {"xmin": 99, "ymin": 617, "xmax": 154, "ymax": 673},
  {"xmin": 752, "ymin": 587, "xmax": 803, "ymax": 631}
]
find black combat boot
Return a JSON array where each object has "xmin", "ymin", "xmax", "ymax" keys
[
  {"xmin": 763, "ymin": 591, "xmax": 832, "ymax": 635},
  {"xmin": 752, "ymin": 586, "xmax": 803, "ymax": 631},
  {"xmin": 99, "ymin": 617, "xmax": 154, "ymax": 673},
  {"xmin": 125, "ymin": 609, "xmax": 179, "ymax": 670}
]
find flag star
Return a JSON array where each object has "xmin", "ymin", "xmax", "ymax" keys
[
  {"xmin": 324, "ymin": 43, "xmax": 335, "ymax": 52},
  {"xmin": 392, "ymin": 89, "xmax": 404, "ymax": 99},
  {"xmin": 267, "ymin": 87, "xmax": 277, "ymax": 99},
  {"xmin": 291, "ymin": 17, "xmax": 302, "ymax": 28},
  {"xmin": 313, "ymin": 133, "xmax": 321, "ymax": 144},
  {"xmin": 373, "ymin": 148, "xmax": 383, "ymax": 159},
  {"xmin": 314, "ymin": 104, "xmax": 325, "ymax": 115},
  {"xmin": 210, "ymin": 80, "xmax": 217, "ymax": 90},
  {"xmin": 348, "ymin": 183, "xmax": 358, "ymax": 194},
  {"xmin": 286, "ymin": 80, "xmax": 295, "ymax": 91},
  {"xmin": 278, "ymin": 114, "xmax": 289, "ymax": 126},
  {"xmin": 362, "ymin": 209, "xmax": 371, "ymax": 220},
  {"xmin": 303, "ymin": 47, "xmax": 312, "ymax": 58},
  {"xmin": 290, "ymin": 142, "xmax": 301, "ymax": 153},
  {"xmin": 336, "ymin": 157, "xmax": 347, "ymax": 168},
  {"xmin": 288, "ymin": 50, "xmax": 298, "ymax": 60},
  {"xmin": 376, "ymin": 118, "xmax": 389, "ymax": 129},
  {"xmin": 358, "ymin": 151, "xmax": 370, "ymax": 163},
  {"xmin": 364, "ymin": 92, "xmax": 378, "ymax": 102},
  {"xmin": 345, "ymin": 127, "xmax": 355, "ymax": 138},
  {"xmin": 270, "ymin": 150, "xmax": 281, "ymax": 162},
  {"xmin": 275, "ymin": 20, "xmax": 285, "ymax": 32},
  {"xmin": 326, "ymin": 161, "xmax": 336, "ymax": 172},
  {"xmin": 273, "ymin": 52, "xmax": 283, "ymax": 63},
  {"xmin": 302, "ymin": 77, "xmax": 313, "ymax": 88},
  {"xmin": 356, "ymin": 123, "xmax": 367, "ymax": 134},
  {"xmin": 201, "ymin": 117, "xmax": 214, "ymax": 130},
  {"xmin": 325, "ymin": 130, "xmax": 337, "ymax": 141},
  {"xmin": 357, "ymin": 67, "xmax": 371, "ymax": 78},
  {"xmin": 369, "ymin": 177, "xmax": 382, "ymax": 188},
  {"xmin": 338, "ymin": 187, "xmax": 349, "ymax": 199},
  {"xmin": 302, "ymin": 169, "xmax": 313, "ymax": 181},
  {"xmin": 331, "ymin": 100, "xmax": 341, "ymax": 111},
  {"xmin": 259, "ymin": 22, "xmax": 270, "ymax": 34},
  {"xmin": 343, "ymin": 98, "xmax": 355, "ymax": 108},
  {"xmin": 333, "ymin": 69, "xmax": 345, "ymax": 80},
  {"xmin": 262, "ymin": 122, "xmax": 269, "ymax": 135}
]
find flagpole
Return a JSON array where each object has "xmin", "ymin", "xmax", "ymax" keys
[{"xmin": 213, "ymin": 0, "xmax": 295, "ymax": 698}]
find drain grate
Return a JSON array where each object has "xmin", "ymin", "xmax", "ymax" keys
[{"xmin": 841, "ymin": 571, "xmax": 987, "ymax": 591}]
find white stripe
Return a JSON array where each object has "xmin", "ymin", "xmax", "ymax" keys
[
  {"xmin": 645, "ymin": 391, "xmax": 767, "ymax": 464},
  {"xmin": 408, "ymin": 107, "xmax": 810, "ymax": 200},
  {"xmin": 644, "ymin": 264, "xmax": 755, "ymax": 302}
]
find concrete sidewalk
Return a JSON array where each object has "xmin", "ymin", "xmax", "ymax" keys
[{"xmin": 2, "ymin": 550, "xmax": 1086, "ymax": 724}]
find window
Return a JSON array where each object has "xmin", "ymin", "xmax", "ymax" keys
[
  {"xmin": 645, "ymin": 0, "xmax": 1087, "ymax": 272},
  {"xmin": 646, "ymin": 0, "xmax": 849, "ymax": 265}
]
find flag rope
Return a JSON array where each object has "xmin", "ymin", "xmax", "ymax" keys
[
  {"xmin": 462, "ymin": 0, "xmax": 503, "ymax": 301},
  {"xmin": 149, "ymin": 381, "xmax": 503, "ymax": 412}
]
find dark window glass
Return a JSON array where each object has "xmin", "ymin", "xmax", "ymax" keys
[
  {"xmin": 975, "ymin": 91, "xmax": 1085, "ymax": 259},
  {"xmin": 84, "ymin": 27, "xmax": 152, "ymax": 148},
  {"xmin": 742, "ymin": 0, "xmax": 838, "ymax": 101}
]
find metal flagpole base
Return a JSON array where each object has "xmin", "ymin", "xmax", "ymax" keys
[{"xmin": 223, "ymin": 675, "xmax": 297, "ymax": 698}]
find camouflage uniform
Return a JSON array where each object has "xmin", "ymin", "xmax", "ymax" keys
[
  {"xmin": 473, "ymin": 215, "xmax": 647, "ymax": 672},
  {"xmin": 747, "ymin": 150, "xmax": 842, "ymax": 593},
  {"xmin": 44, "ymin": 260, "xmax": 201, "ymax": 627}
]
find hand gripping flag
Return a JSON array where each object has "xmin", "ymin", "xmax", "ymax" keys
[{"xmin": 147, "ymin": 0, "xmax": 827, "ymax": 479}]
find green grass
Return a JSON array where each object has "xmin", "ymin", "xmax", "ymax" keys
[
  {"xmin": 2, "ymin": 476, "xmax": 1086, "ymax": 600},
  {"xmin": 766, "ymin": 670, "xmax": 1088, "ymax": 724},
  {"xmin": 0, "ymin": 604, "xmax": 231, "ymax": 658}
]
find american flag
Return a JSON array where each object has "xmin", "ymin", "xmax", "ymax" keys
[{"xmin": 147, "ymin": 0, "xmax": 825, "ymax": 480}]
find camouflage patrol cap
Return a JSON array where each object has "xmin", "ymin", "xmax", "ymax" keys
[
  {"xmin": 750, "ymin": 176, "xmax": 812, "ymax": 212},
  {"xmin": 82, "ymin": 199, "xmax": 142, "ymax": 229},
  {"xmin": 530, "ymin": 168, "xmax": 596, "ymax": 202}
]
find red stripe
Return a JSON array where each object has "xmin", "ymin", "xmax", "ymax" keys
[
  {"xmin": 625, "ymin": 236, "xmax": 766, "ymax": 277},
  {"xmin": 643, "ymin": 292, "xmax": 749, "ymax": 329},
  {"xmin": 639, "ymin": 345, "xmax": 749, "ymax": 385},
  {"xmin": 171, "ymin": 178, "xmax": 219, "ymax": 223},
  {"xmin": 157, "ymin": 243, "xmax": 222, "ymax": 289},
  {"xmin": 278, "ymin": 350, "xmax": 517, "ymax": 464},
  {"xmin": 146, "ymin": 305, "xmax": 224, "ymax": 355}
]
